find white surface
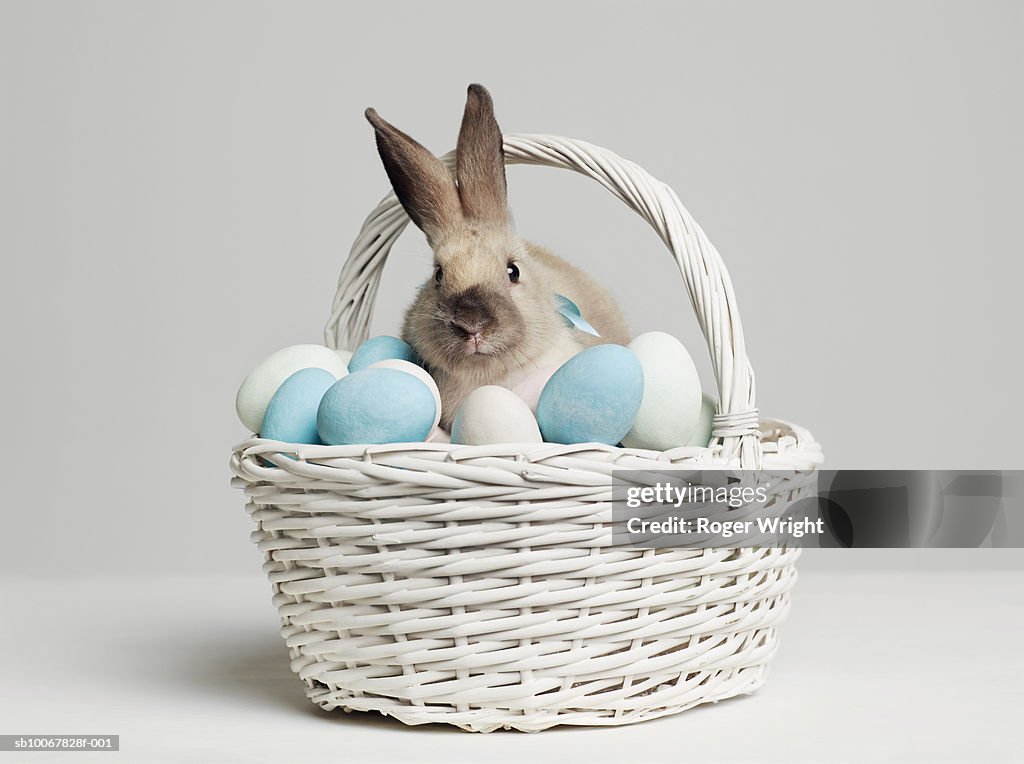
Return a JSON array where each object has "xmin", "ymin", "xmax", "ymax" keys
[{"xmin": 2, "ymin": 571, "xmax": 1021, "ymax": 763}]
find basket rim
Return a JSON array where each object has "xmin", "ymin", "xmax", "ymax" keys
[{"xmin": 231, "ymin": 417, "xmax": 822, "ymax": 473}]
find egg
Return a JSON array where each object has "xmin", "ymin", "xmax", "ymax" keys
[
  {"xmin": 236, "ymin": 344, "xmax": 349, "ymax": 433},
  {"xmin": 347, "ymin": 335, "xmax": 419, "ymax": 372},
  {"xmin": 686, "ymin": 394, "xmax": 717, "ymax": 448},
  {"xmin": 536, "ymin": 345, "xmax": 644, "ymax": 445},
  {"xmin": 260, "ymin": 368, "xmax": 337, "ymax": 444},
  {"xmin": 621, "ymin": 332, "xmax": 702, "ymax": 451},
  {"xmin": 334, "ymin": 348, "xmax": 354, "ymax": 370},
  {"xmin": 451, "ymin": 386, "xmax": 542, "ymax": 445},
  {"xmin": 368, "ymin": 359, "xmax": 442, "ymax": 430},
  {"xmin": 509, "ymin": 365, "xmax": 560, "ymax": 413},
  {"xmin": 317, "ymin": 367, "xmax": 436, "ymax": 445}
]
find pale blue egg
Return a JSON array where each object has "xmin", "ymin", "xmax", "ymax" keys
[
  {"xmin": 686, "ymin": 394, "xmax": 717, "ymax": 448},
  {"xmin": 261, "ymin": 367, "xmax": 338, "ymax": 444},
  {"xmin": 347, "ymin": 335, "xmax": 419, "ymax": 372},
  {"xmin": 317, "ymin": 368, "xmax": 436, "ymax": 445},
  {"xmin": 536, "ymin": 345, "xmax": 644, "ymax": 445}
]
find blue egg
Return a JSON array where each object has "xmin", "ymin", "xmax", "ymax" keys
[
  {"xmin": 347, "ymin": 335, "xmax": 419, "ymax": 373},
  {"xmin": 317, "ymin": 368, "xmax": 436, "ymax": 445},
  {"xmin": 261, "ymin": 367, "xmax": 338, "ymax": 444},
  {"xmin": 536, "ymin": 344, "xmax": 644, "ymax": 445}
]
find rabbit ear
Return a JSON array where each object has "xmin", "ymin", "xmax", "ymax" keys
[
  {"xmin": 456, "ymin": 84, "xmax": 510, "ymax": 226},
  {"xmin": 365, "ymin": 107, "xmax": 463, "ymax": 245}
]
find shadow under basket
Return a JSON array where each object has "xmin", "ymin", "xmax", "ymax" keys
[{"xmin": 230, "ymin": 134, "xmax": 823, "ymax": 732}]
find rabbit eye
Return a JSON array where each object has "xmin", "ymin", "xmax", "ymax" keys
[
  {"xmin": 507, "ymin": 262, "xmax": 520, "ymax": 283},
  {"xmin": 434, "ymin": 265, "xmax": 444, "ymax": 285}
]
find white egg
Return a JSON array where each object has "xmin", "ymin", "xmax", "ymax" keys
[
  {"xmin": 368, "ymin": 359, "xmax": 442, "ymax": 430},
  {"xmin": 236, "ymin": 344, "xmax": 349, "ymax": 434},
  {"xmin": 621, "ymin": 332, "xmax": 702, "ymax": 451},
  {"xmin": 509, "ymin": 365, "xmax": 560, "ymax": 413},
  {"xmin": 335, "ymin": 348, "xmax": 354, "ymax": 370},
  {"xmin": 451, "ymin": 386, "xmax": 542, "ymax": 445}
]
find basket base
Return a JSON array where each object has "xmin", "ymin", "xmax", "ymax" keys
[{"xmin": 305, "ymin": 663, "xmax": 770, "ymax": 733}]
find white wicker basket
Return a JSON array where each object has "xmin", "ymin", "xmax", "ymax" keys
[{"xmin": 231, "ymin": 134, "xmax": 823, "ymax": 732}]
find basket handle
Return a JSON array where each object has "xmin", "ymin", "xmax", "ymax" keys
[{"xmin": 324, "ymin": 134, "xmax": 761, "ymax": 466}]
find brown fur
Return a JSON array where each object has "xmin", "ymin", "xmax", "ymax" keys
[{"xmin": 367, "ymin": 85, "xmax": 629, "ymax": 428}]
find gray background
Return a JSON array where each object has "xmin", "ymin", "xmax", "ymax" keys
[{"xmin": 1, "ymin": 0, "xmax": 1021, "ymax": 576}]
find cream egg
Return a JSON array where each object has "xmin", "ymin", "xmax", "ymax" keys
[
  {"xmin": 621, "ymin": 332, "xmax": 702, "ymax": 450},
  {"xmin": 451, "ymin": 386, "xmax": 542, "ymax": 445}
]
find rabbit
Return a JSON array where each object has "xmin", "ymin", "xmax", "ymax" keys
[{"xmin": 365, "ymin": 84, "xmax": 630, "ymax": 429}]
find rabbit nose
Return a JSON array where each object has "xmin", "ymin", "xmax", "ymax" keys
[
  {"xmin": 451, "ymin": 317, "xmax": 490, "ymax": 337},
  {"xmin": 448, "ymin": 288, "xmax": 494, "ymax": 336}
]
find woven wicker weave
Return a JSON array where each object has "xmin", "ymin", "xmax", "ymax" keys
[{"xmin": 231, "ymin": 134, "xmax": 823, "ymax": 732}]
